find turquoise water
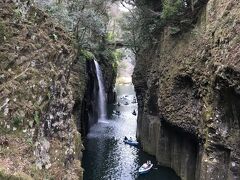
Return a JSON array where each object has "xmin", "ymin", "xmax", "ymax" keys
[{"xmin": 83, "ymin": 84, "xmax": 181, "ymax": 180}]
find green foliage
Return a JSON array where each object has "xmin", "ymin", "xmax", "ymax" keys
[
  {"xmin": 34, "ymin": 111, "xmax": 40, "ymax": 125},
  {"xmin": 121, "ymin": 0, "xmax": 195, "ymax": 51},
  {"xmin": 80, "ymin": 49, "xmax": 94, "ymax": 60},
  {"xmin": 12, "ymin": 116, "xmax": 23, "ymax": 128},
  {"xmin": 101, "ymin": 49, "xmax": 114, "ymax": 62},
  {"xmin": 35, "ymin": 0, "xmax": 109, "ymax": 49},
  {"xmin": 120, "ymin": 11, "xmax": 140, "ymax": 53},
  {"xmin": 26, "ymin": 137, "xmax": 33, "ymax": 146},
  {"xmin": 13, "ymin": 8, "xmax": 22, "ymax": 19},
  {"xmin": 106, "ymin": 32, "xmax": 116, "ymax": 42},
  {"xmin": 110, "ymin": 49, "xmax": 122, "ymax": 73},
  {"xmin": 112, "ymin": 49, "xmax": 121, "ymax": 71},
  {"xmin": 112, "ymin": 49, "xmax": 123, "ymax": 62},
  {"xmin": 162, "ymin": 0, "xmax": 183, "ymax": 21},
  {"xmin": 45, "ymin": 3, "xmax": 72, "ymax": 28}
]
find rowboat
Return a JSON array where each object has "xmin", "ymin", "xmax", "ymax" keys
[
  {"xmin": 123, "ymin": 139, "xmax": 139, "ymax": 146},
  {"xmin": 138, "ymin": 162, "xmax": 153, "ymax": 174}
]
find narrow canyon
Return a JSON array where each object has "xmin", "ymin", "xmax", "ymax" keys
[{"xmin": 0, "ymin": 0, "xmax": 239, "ymax": 180}]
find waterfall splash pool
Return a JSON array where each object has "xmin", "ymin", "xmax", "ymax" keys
[{"xmin": 82, "ymin": 83, "xmax": 181, "ymax": 180}]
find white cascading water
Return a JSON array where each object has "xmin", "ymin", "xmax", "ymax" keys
[{"xmin": 94, "ymin": 60, "xmax": 107, "ymax": 120}]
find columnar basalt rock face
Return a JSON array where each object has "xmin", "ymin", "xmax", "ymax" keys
[{"xmin": 133, "ymin": 0, "xmax": 240, "ymax": 180}]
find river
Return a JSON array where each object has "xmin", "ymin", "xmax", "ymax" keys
[{"xmin": 82, "ymin": 83, "xmax": 181, "ymax": 180}]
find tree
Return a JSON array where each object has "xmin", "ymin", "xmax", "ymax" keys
[
  {"xmin": 119, "ymin": 0, "xmax": 200, "ymax": 52},
  {"xmin": 35, "ymin": 0, "xmax": 111, "ymax": 51}
]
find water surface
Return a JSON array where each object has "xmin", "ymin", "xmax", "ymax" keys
[{"xmin": 83, "ymin": 84, "xmax": 181, "ymax": 180}]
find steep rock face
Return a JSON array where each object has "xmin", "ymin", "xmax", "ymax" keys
[
  {"xmin": 98, "ymin": 54, "xmax": 117, "ymax": 104},
  {"xmin": 78, "ymin": 60, "xmax": 99, "ymax": 136},
  {"xmin": 78, "ymin": 55, "xmax": 117, "ymax": 134},
  {"xmin": 133, "ymin": 0, "xmax": 240, "ymax": 180},
  {"xmin": 0, "ymin": 2, "xmax": 86, "ymax": 179}
]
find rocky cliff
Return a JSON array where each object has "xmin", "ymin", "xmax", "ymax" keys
[
  {"xmin": 0, "ymin": 1, "xmax": 86, "ymax": 179},
  {"xmin": 0, "ymin": 1, "xmax": 117, "ymax": 179},
  {"xmin": 133, "ymin": 0, "xmax": 240, "ymax": 179}
]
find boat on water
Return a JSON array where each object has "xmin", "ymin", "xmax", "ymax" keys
[
  {"xmin": 124, "ymin": 101, "xmax": 129, "ymax": 105},
  {"xmin": 113, "ymin": 110, "xmax": 121, "ymax": 116},
  {"xmin": 131, "ymin": 97, "xmax": 137, "ymax": 104},
  {"xmin": 123, "ymin": 137, "xmax": 139, "ymax": 146},
  {"xmin": 139, "ymin": 161, "xmax": 153, "ymax": 174}
]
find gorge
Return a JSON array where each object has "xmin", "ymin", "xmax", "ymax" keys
[
  {"xmin": 0, "ymin": 0, "xmax": 240, "ymax": 180},
  {"xmin": 83, "ymin": 51, "xmax": 180, "ymax": 180}
]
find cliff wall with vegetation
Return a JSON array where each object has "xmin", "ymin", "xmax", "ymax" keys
[
  {"xmin": 0, "ymin": 1, "xmax": 117, "ymax": 179},
  {"xmin": 0, "ymin": 1, "xmax": 86, "ymax": 179},
  {"xmin": 133, "ymin": 0, "xmax": 240, "ymax": 179}
]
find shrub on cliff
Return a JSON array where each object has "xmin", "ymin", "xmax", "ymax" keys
[{"xmin": 162, "ymin": 0, "xmax": 183, "ymax": 21}]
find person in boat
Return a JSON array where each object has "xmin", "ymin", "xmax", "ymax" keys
[
  {"xmin": 143, "ymin": 161, "xmax": 151, "ymax": 167},
  {"xmin": 142, "ymin": 161, "xmax": 151, "ymax": 169},
  {"xmin": 132, "ymin": 97, "xmax": 137, "ymax": 103},
  {"xmin": 129, "ymin": 137, "xmax": 133, "ymax": 141},
  {"xmin": 147, "ymin": 161, "xmax": 151, "ymax": 165},
  {"xmin": 142, "ymin": 162, "xmax": 148, "ymax": 168},
  {"xmin": 132, "ymin": 110, "xmax": 136, "ymax": 116},
  {"xmin": 116, "ymin": 110, "xmax": 121, "ymax": 115}
]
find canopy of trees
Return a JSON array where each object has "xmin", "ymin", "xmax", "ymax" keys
[
  {"xmin": 120, "ymin": 0, "xmax": 207, "ymax": 53},
  {"xmin": 35, "ymin": 0, "xmax": 112, "ymax": 51}
]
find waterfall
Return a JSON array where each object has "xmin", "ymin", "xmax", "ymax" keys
[{"xmin": 94, "ymin": 60, "xmax": 107, "ymax": 120}]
